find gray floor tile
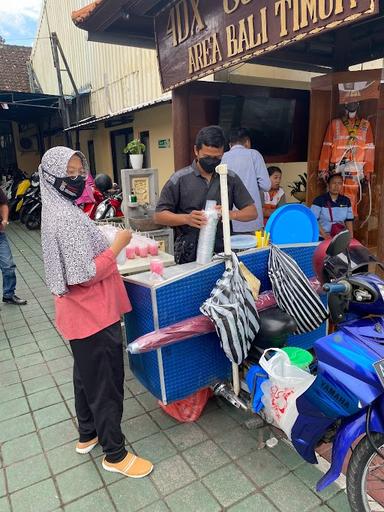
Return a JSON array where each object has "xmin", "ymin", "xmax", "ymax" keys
[
  {"xmin": 63, "ymin": 489, "xmax": 115, "ymax": 512},
  {"xmin": 109, "ymin": 475, "xmax": 159, "ymax": 511},
  {"xmin": 39, "ymin": 419, "xmax": 78, "ymax": 451},
  {"xmin": 2, "ymin": 432, "xmax": 42, "ymax": 465},
  {"xmin": 132, "ymin": 432, "xmax": 177, "ymax": 463},
  {"xmin": 27, "ymin": 387, "xmax": 63, "ymax": 411},
  {"xmin": 165, "ymin": 481, "xmax": 221, "ymax": 512},
  {"xmin": 203, "ymin": 464, "xmax": 255, "ymax": 508},
  {"xmin": 151, "ymin": 454, "xmax": 196, "ymax": 496},
  {"xmin": 228, "ymin": 493, "xmax": 279, "ymax": 511},
  {"xmin": 56, "ymin": 461, "xmax": 103, "ymax": 503},
  {"xmin": 10, "ymin": 478, "xmax": 60, "ymax": 512},
  {"xmin": 46, "ymin": 441, "xmax": 90, "ymax": 475},
  {"xmin": 264, "ymin": 474, "xmax": 321, "ymax": 512},
  {"xmin": 164, "ymin": 422, "xmax": 208, "ymax": 450},
  {"xmin": 6, "ymin": 453, "xmax": 50, "ymax": 493},
  {"xmin": 182, "ymin": 439, "xmax": 230, "ymax": 477},
  {"xmin": 0, "ymin": 414, "xmax": 35, "ymax": 443},
  {"xmin": 0, "ymin": 396, "xmax": 29, "ymax": 422}
]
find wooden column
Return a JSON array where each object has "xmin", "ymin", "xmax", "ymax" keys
[
  {"xmin": 374, "ymin": 92, "xmax": 384, "ymax": 260},
  {"xmin": 172, "ymin": 85, "xmax": 191, "ymax": 171}
]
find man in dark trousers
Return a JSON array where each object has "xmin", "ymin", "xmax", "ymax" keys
[
  {"xmin": 0, "ymin": 188, "xmax": 27, "ymax": 305},
  {"xmin": 154, "ymin": 125, "xmax": 257, "ymax": 263}
]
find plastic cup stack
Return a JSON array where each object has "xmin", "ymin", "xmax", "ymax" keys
[{"xmin": 196, "ymin": 200, "xmax": 219, "ymax": 265}]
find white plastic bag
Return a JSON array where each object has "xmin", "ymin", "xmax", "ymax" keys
[
  {"xmin": 259, "ymin": 348, "xmax": 315, "ymax": 439},
  {"xmin": 98, "ymin": 225, "xmax": 127, "ymax": 266}
]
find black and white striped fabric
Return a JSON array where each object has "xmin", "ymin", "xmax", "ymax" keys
[
  {"xmin": 200, "ymin": 253, "xmax": 260, "ymax": 364},
  {"xmin": 268, "ymin": 245, "xmax": 328, "ymax": 334}
]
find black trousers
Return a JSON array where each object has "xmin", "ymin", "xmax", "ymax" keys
[{"xmin": 69, "ymin": 322, "xmax": 127, "ymax": 463}]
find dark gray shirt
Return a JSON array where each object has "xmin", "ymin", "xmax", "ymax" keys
[{"xmin": 156, "ymin": 160, "xmax": 254, "ymax": 252}]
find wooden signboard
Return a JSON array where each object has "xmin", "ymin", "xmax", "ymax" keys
[{"xmin": 155, "ymin": 0, "xmax": 378, "ymax": 91}]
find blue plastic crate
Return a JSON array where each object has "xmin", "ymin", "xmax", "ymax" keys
[{"xmin": 124, "ymin": 243, "xmax": 324, "ymax": 403}]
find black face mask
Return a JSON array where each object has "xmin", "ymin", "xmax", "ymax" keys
[
  {"xmin": 198, "ymin": 156, "xmax": 221, "ymax": 174},
  {"xmin": 43, "ymin": 170, "xmax": 86, "ymax": 201}
]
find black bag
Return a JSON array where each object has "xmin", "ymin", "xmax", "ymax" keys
[{"xmin": 174, "ymin": 231, "xmax": 199, "ymax": 264}]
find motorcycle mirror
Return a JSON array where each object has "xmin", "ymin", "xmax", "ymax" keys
[{"xmin": 326, "ymin": 230, "xmax": 351, "ymax": 257}]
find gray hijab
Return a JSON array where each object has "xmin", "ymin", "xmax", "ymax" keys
[{"xmin": 39, "ymin": 146, "xmax": 108, "ymax": 296}]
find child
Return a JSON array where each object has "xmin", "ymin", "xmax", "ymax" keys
[{"xmin": 263, "ymin": 166, "xmax": 286, "ymax": 224}]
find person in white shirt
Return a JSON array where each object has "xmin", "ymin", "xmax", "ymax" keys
[{"xmin": 222, "ymin": 127, "xmax": 271, "ymax": 232}]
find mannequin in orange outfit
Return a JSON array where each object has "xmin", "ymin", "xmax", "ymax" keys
[{"xmin": 318, "ymin": 102, "xmax": 375, "ymax": 216}]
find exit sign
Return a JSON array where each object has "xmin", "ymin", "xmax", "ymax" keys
[{"xmin": 158, "ymin": 138, "xmax": 171, "ymax": 149}]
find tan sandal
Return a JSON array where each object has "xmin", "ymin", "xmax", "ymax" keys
[
  {"xmin": 102, "ymin": 452, "xmax": 153, "ymax": 478},
  {"xmin": 75, "ymin": 437, "xmax": 99, "ymax": 454}
]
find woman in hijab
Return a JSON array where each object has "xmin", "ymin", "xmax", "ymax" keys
[{"xmin": 39, "ymin": 146, "xmax": 153, "ymax": 479}]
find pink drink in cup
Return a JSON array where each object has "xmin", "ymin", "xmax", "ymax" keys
[
  {"xmin": 138, "ymin": 244, "xmax": 148, "ymax": 258},
  {"xmin": 126, "ymin": 245, "xmax": 136, "ymax": 259},
  {"xmin": 150, "ymin": 258, "xmax": 164, "ymax": 276},
  {"xmin": 148, "ymin": 240, "xmax": 159, "ymax": 256}
]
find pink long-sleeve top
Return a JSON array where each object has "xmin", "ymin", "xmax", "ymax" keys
[{"xmin": 55, "ymin": 249, "xmax": 131, "ymax": 340}]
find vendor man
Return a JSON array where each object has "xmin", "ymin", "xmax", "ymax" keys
[{"xmin": 154, "ymin": 125, "xmax": 257, "ymax": 264}]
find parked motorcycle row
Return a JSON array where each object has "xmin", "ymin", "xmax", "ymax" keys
[{"xmin": 0, "ymin": 170, "xmax": 123, "ymax": 230}]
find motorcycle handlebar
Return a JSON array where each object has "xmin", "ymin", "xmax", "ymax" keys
[{"xmin": 323, "ymin": 282, "xmax": 349, "ymax": 294}]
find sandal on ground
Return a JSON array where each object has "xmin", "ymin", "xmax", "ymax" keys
[{"xmin": 102, "ymin": 452, "xmax": 153, "ymax": 478}]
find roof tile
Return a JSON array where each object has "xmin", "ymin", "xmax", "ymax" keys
[
  {"xmin": 0, "ymin": 44, "xmax": 31, "ymax": 93},
  {"xmin": 72, "ymin": 0, "xmax": 105, "ymax": 25}
]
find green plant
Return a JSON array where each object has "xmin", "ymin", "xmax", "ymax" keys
[
  {"xmin": 288, "ymin": 173, "xmax": 307, "ymax": 195},
  {"xmin": 123, "ymin": 139, "xmax": 146, "ymax": 155}
]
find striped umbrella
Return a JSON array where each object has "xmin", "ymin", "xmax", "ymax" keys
[
  {"xmin": 268, "ymin": 245, "xmax": 328, "ymax": 334},
  {"xmin": 200, "ymin": 253, "xmax": 260, "ymax": 364}
]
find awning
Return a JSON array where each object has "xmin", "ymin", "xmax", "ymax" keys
[
  {"xmin": 0, "ymin": 91, "xmax": 60, "ymax": 123},
  {"xmin": 64, "ymin": 93, "xmax": 171, "ymax": 131},
  {"xmin": 72, "ymin": 0, "xmax": 163, "ymax": 49}
]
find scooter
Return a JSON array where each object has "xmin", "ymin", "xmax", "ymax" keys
[
  {"xmin": 215, "ymin": 231, "xmax": 384, "ymax": 511},
  {"xmin": 19, "ymin": 173, "xmax": 40, "ymax": 224},
  {"xmin": 23, "ymin": 190, "xmax": 41, "ymax": 230},
  {"xmin": 94, "ymin": 188, "xmax": 124, "ymax": 220},
  {"xmin": 8, "ymin": 172, "xmax": 31, "ymax": 220}
]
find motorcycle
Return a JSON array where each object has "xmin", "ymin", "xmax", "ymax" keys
[
  {"xmin": 94, "ymin": 187, "xmax": 124, "ymax": 220},
  {"xmin": 218, "ymin": 230, "xmax": 384, "ymax": 511},
  {"xmin": 19, "ymin": 172, "xmax": 40, "ymax": 225},
  {"xmin": 23, "ymin": 189, "xmax": 41, "ymax": 230},
  {"xmin": 8, "ymin": 171, "xmax": 31, "ymax": 220}
]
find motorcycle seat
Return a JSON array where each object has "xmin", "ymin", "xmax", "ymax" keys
[{"xmin": 252, "ymin": 306, "xmax": 297, "ymax": 349}]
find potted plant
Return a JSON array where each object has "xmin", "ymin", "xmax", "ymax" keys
[
  {"xmin": 288, "ymin": 173, "xmax": 307, "ymax": 203},
  {"xmin": 123, "ymin": 139, "xmax": 146, "ymax": 170}
]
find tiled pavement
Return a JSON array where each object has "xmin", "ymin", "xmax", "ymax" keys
[{"xmin": 0, "ymin": 223, "xmax": 352, "ymax": 512}]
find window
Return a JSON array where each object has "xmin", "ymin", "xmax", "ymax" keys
[{"xmin": 87, "ymin": 140, "xmax": 96, "ymax": 176}]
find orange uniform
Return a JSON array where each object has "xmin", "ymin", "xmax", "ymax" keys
[{"xmin": 319, "ymin": 117, "xmax": 375, "ymax": 215}]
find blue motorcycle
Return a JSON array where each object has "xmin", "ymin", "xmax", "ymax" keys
[{"xmin": 232, "ymin": 231, "xmax": 384, "ymax": 511}]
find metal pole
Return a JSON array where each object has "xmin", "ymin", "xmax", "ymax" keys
[
  {"xmin": 50, "ymin": 32, "xmax": 72, "ymax": 148},
  {"xmin": 215, "ymin": 163, "xmax": 240, "ymax": 396}
]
